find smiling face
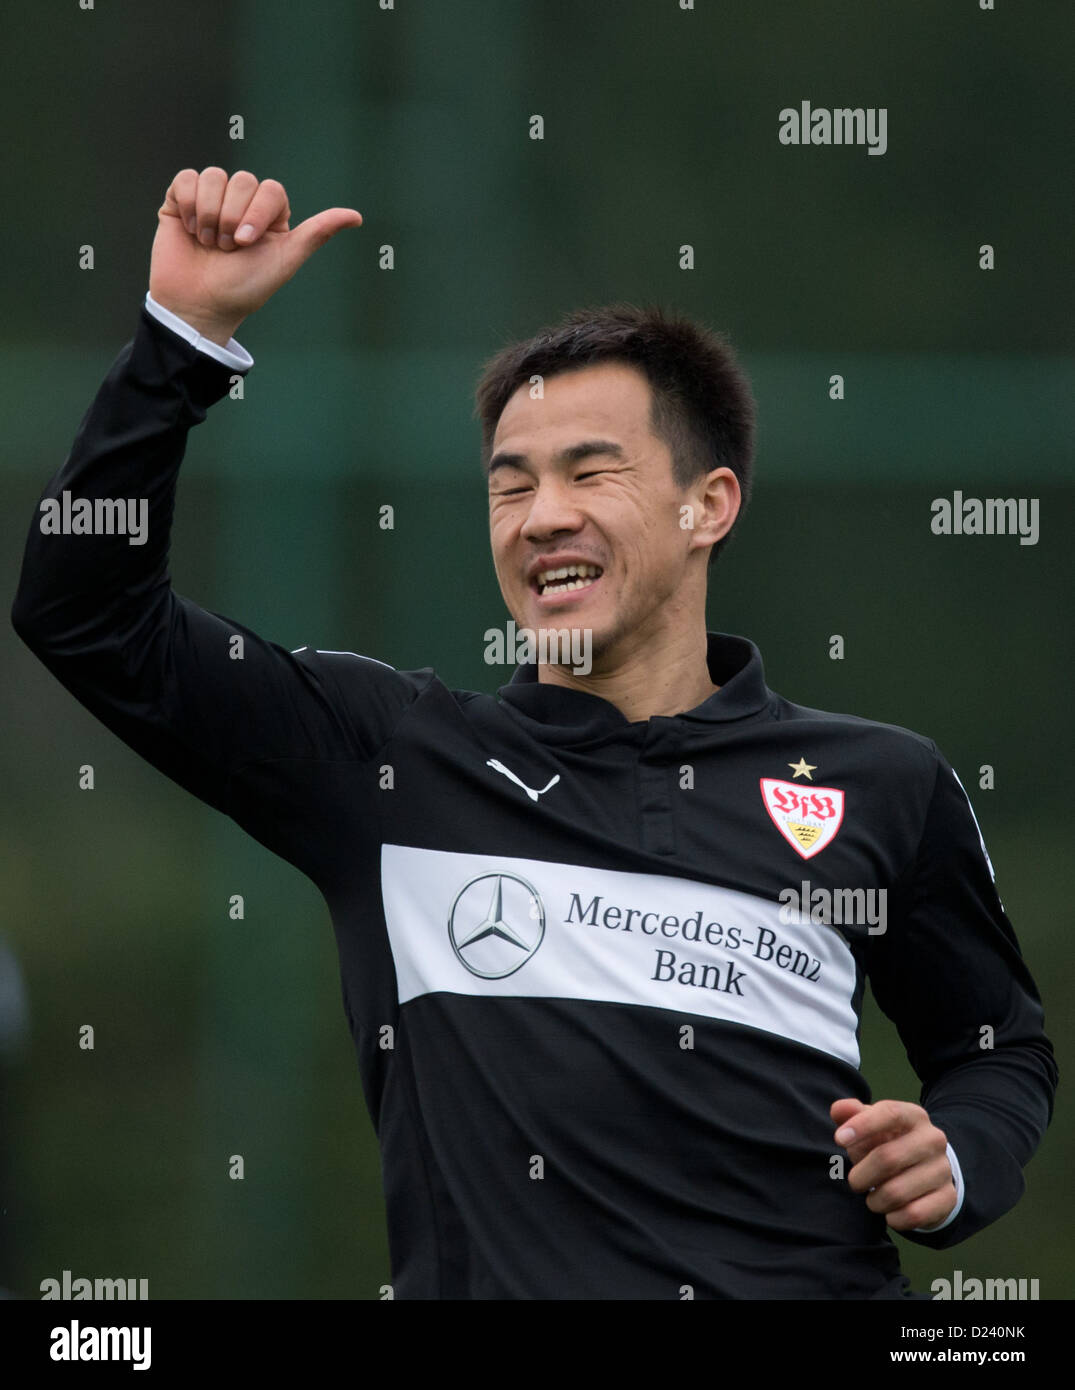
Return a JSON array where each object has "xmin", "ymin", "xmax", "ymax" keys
[{"xmin": 487, "ymin": 361, "xmax": 739, "ymax": 672}]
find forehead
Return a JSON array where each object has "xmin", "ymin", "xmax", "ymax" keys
[{"xmin": 492, "ymin": 361, "xmax": 656, "ymax": 452}]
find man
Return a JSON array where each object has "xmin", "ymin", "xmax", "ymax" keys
[{"xmin": 12, "ymin": 168, "xmax": 1057, "ymax": 1299}]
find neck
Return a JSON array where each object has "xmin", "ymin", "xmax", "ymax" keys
[{"xmin": 537, "ymin": 619, "xmax": 718, "ymax": 722}]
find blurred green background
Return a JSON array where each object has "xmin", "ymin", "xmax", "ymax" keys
[{"xmin": 1, "ymin": 0, "xmax": 1071, "ymax": 1298}]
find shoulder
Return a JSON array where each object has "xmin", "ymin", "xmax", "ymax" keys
[
  {"xmin": 770, "ymin": 690, "xmax": 942, "ymax": 786},
  {"xmin": 292, "ymin": 646, "xmax": 497, "ymax": 714}
]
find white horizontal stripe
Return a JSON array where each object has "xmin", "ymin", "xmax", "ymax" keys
[
  {"xmin": 314, "ymin": 649, "xmax": 396, "ymax": 669},
  {"xmin": 951, "ymin": 767, "xmax": 996, "ymax": 883},
  {"xmin": 380, "ymin": 845, "xmax": 860, "ymax": 1066}
]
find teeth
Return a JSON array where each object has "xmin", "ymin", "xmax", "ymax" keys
[
  {"xmin": 536, "ymin": 562, "xmax": 602, "ymax": 588},
  {"xmin": 538, "ymin": 564, "xmax": 602, "ymax": 596}
]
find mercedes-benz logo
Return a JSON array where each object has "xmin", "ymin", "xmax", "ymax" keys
[{"xmin": 448, "ymin": 872, "xmax": 546, "ymax": 979}]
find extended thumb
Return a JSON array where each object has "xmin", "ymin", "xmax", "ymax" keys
[{"xmin": 284, "ymin": 207, "xmax": 363, "ymax": 268}]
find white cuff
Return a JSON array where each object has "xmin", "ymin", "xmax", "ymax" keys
[
  {"xmin": 144, "ymin": 292, "xmax": 253, "ymax": 370},
  {"xmin": 912, "ymin": 1142, "xmax": 965, "ymax": 1233}
]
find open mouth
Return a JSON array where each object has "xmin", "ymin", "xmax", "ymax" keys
[{"xmin": 533, "ymin": 563, "xmax": 603, "ymax": 597}]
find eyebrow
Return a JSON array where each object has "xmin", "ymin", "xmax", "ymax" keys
[{"xmin": 487, "ymin": 439, "xmax": 625, "ymax": 475}]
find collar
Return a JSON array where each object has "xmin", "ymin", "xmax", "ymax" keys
[{"xmin": 496, "ymin": 632, "xmax": 773, "ymax": 740}]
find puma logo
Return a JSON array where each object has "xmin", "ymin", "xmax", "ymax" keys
[{"xmin": 485, "ymin": 759, "xmax": 561, "ymax": 802}]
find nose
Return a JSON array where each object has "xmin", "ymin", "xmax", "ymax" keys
[{"xmin": 519, "ymin": 479, "xmax": 584, "ymax": 541}]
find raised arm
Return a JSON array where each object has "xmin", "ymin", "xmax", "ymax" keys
[
  {"xmin": 145, "ymin": 166, "xmax": 362, "ymax": 346},
  {"xmin": 11, "ymin": 170, "xmax": 418, "ymax": 878}
]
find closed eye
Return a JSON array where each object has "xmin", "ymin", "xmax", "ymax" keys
[{"xmin": 492, "ymin": 468, "xmax": 611, "ymax": 495}]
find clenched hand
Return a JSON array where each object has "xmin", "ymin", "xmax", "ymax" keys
[
  {"xmin": 149, "ymin": 166, "xmax": 362, "ymax": 345},
  {"xmin": 831, "ymin": 1097, "xmax": 957, "ymax": 1233}
]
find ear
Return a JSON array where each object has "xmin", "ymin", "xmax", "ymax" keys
[{"xmin": 686, "ymin": 467, "xmax": 740, "ymax": 554}]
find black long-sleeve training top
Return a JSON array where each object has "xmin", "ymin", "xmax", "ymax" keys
[{"xmin": 11, "ymin": 305, "xmax": 1058, "ymax": 1299}]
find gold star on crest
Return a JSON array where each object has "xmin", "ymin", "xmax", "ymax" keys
[{"xmin": 788, "ymin": 757, "xmax": 817, "ymax": 780}]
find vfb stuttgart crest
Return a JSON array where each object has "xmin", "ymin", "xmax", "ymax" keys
[{"xmin": 760, "ymin": 778, "xmax": 845, "ymax": 859}]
